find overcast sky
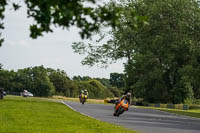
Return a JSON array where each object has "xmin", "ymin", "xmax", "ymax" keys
[{"xmin": 0, "ymin": 1, "xmax": 124, "ymax": 78}]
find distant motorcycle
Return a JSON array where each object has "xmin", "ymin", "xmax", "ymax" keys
[
  {"xmin": 0, "ymin": 88, "xmax": 4, "ymax": 99},
  {"xmin": 113, "ymin": 99, "xmax": 129, "ymax": 117},
  {"xmin": 79, "ymin": 94, "xmax": 88, "ymax": 104}
]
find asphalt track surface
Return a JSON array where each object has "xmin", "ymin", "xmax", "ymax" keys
[{"xmin": 63, "ymin": 101, "xmax": 200, "ymax": 133}]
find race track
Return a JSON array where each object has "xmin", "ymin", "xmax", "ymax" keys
[{"xmin": 62, "ymin": 101, "xmax": 200, "ymax": 133}]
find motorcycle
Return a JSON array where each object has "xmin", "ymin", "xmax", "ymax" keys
[
  {"xmin": 113, "ymin": 99, "xmax": 129, "ymax": 117},
  {"xmin": 79, "ymin": 94, "xmax": 88, "ymax": 104},
  {"xmin": 0, "ymin": 88, "xmax": 4, "ymax": 99}
]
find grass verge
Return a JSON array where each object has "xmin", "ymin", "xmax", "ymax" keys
[
  {"xmin": 136, "ymin": 106, "xmax": 200, "ymax": 118},
  {"xmin": 0, "ymin": 96, "xmax": 136, "ymax": 133}
]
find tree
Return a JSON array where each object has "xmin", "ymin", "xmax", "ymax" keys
[
  {"xmin": 32, "ymin": 66, "xmax": 56, "ymax": 96},
  {"xmin": 0, "ymin": 0, "xmax": 124, "ymax": 47},
  {"xmin": 95, "ymin": 78, "xmax": 110, "ymax": 87},
  {"xmin": 124, "ymin": 0, "xmax": 200, "ymax": 103},
  {"xmin": 72, "ymin": 75, "xmax": 92, "ymax": 81},
  {"xmin": 0, "ymin": 0, "xmax": 6, "ymax": 47},
  {"xmin": 48, "ymin": 69, "xmax": 78, "ymax": 97},
  {"xmin": 72, "ymin": 0, "xmax": 146, "ymax": 67},
  {"xmin": 108, "ymin": 86, "xmax": 122, "ymax": 97},
  {"xmin": 0, "ymin": 69, "xmax": 23, "ymax": 92},
  {"xmin": 0, "ymin": 69, "xmax": 11, "ymax": 90},
  {"xmin": 110, "ymin": 73, "xmax": 125, "ymax": 89},
  {"xmin": 72, "ymin": 75, "xmax": 82, "ymax": 81},
  {"xmin": 73, "ymin": 0, "xmax": 200, "ymax": 103},
  {"xmin": 17, "ymin": 66, "xmax": 55, "ymax": 97}
]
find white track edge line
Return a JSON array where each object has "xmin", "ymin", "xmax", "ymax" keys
[{"xmin": 61, "ymin": 101, "xmax": 96, "ymax": 119}]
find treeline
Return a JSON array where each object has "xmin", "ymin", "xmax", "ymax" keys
[{"xmin": 0, "ymin": 65, "xmax": 124, "ymax": 99}]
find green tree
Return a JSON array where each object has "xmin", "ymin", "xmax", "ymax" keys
[
  {"xmin": 48, "ymin": 69, "xmax": 78, "ymax": 97},
  {"xmin": 0, "ymin": 69, "xmax": 12, "ymax": 90},
  {"xmin": 0, "ymin": 0, "xmax": 6, "ymax": 47},
  {"xmin": 73, "ymin": 0, "xmax": 200, "ymax": 103},
  {"xmin": 73, "ymin": 76, "xmax": 92, "ymax": 81},
  {"xmin": 16, "ymin": 67, "xmax": 35, "ymax": 93},
  {"xmin": 108, "ymin": 86, "xmax": 122, "ymax": 97},
  {"xmin": 16, "ymin": 66, "xmax": 55, "ymax": 97},
  {"xmin": 72, "ymin": 75, "xmax": 82, "ymax": 81},
  {"xmin": 110, "ymin": 73, "xmax": 125, "ymax": 89},
  {"xmin": 0, "ymin": 69, "xmax": 23, "ymax": 92},
  {"xmin": 0, "ymin": 0, "xmax": 124, "ymax": 46},
  {"xmin": 95, "ymin": 78, "xmax": 110, "ymax": 87},
  {"xmin": 124, "ymin": 0, "xmax": 200, "ymax": 103}
]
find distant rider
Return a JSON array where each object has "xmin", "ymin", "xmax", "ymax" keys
[
  {"xmin": 83, "ymin": 89, "xmax": 88, "ymax": 98},
  {"xmin": 0, "ymin": 88, "xmax": 4, "ymax": 99},
  {"xmin": 79, "ymin": 90, "xmax": 84, "ymax": 99},
  {"xmin": 79, "ymin": 89, "xmax": 88, "ymax": 99}
]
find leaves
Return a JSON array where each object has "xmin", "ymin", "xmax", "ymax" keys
[
  {"xmin": 0, "ymin": 0, "xmax": 7, "ymax": 46},
  {"xmin": 24, "ymin": 0, "xmax": 121, "ymax": 39},
  {"xmin": 12, "ymin": 3, "xmax": 21, "ymax": 11},
  {"xmin": 0, "ymin": 0, "xmax": 122, "ymax": 47},
  {"xmin": 125, "ymin": 0, "xmax": 200, "ymax": 103}
]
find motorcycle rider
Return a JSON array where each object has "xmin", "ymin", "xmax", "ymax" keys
[
  {"xmin": 0, "ymin": 88, "xmax": 4, "ymax": 99},
  {"xmin": 114, "ymin": 92, "xmax": 132, "ymax": 110},
  {"xmin": 83, "ymin": 89, "xmax": 88, "ymax": 98},
  {"xmin": 79, "ymin": 89, "xmax": 88, "ymax": 99},
  {"xmin": 79, "ymin": 90, "xmax": 84, "ymax": 99},
  {"xmin": 122, "ymin": 92, "xmax": 132, "ymax": 105}
]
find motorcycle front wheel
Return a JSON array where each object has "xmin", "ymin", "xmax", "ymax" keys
[{"xmin": 116, "ymin": 106, "xmax": 124, "ymax": 117}]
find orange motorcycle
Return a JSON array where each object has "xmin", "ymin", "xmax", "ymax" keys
[
  {"xmin": 113, "ymin": 99, "xmax": 129, "ymax": 117},
  {"xmin": 79, "ymin": 94, "xmax": 88, "ymax": 104}
]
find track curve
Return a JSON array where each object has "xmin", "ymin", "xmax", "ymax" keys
[{"xmin": 63, "ymin": 101, "xmax": 200, "ymax": 133}]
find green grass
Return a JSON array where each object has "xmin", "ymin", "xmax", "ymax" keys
[
  {"xmin": 0, "ymin": 96, "xmax": 136, "ymax": 133},
  {"xmin": 137, "ymin": 106, "xmax": 200, "ymax": 118}
]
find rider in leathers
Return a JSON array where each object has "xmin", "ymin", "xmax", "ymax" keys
[{"xmin": 114, "ymin": 92, "xmax": 132, "ymax": 112}]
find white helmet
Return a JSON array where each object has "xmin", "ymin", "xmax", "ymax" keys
[{"xmin": 127, "ymin": 92, "xmax": 131, "ymax": 97}]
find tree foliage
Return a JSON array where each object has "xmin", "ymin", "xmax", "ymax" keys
[
  {"xmin": 125, "ymin": 0, "xmax": 200, "ymax": 103},
  {"xmin": 0, "ymin": 66, "xmax": 123, "ymax": 98},
  {"xmin": 110, "ymin": 73, "xmax": 125, "ymax": 89},
  {"xmin": 73, "ymin": 74, "xmax": 123, "ymax": 97},
  {"xmin": 0, "ymin": 0, "xmax": 6, "ymax": 47},
  {"xmin": 76, "ymin": 79, "xmax": 114, "ymax": 99},
  {"xmin": 72, "ymin": 0, "xmax": 147, "ymax": 67},
  {"xmin": 48, "ymin": 69, "xmax": 77, "ymax": 97},
  {"xmin": 0, "ymin": 0, "xmax": 123, "ymax": 46},
  {"xmin": 17, "ymin": 66, "xmax": 55, "ymax": 97},
  {"xmin": 72, "ymin": 0, "xmax": 200, "ymax": 103}
]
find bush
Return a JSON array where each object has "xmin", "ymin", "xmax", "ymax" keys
[
  {"xmin": 193, "ymin": 99, "xmax": 200, "ymax": 105},
  {"xmin": 107, "ymin": 87, "xmax": 122, "ymax": 97},
  {"xmin": 76, "ymin": 80, "xmax": 114, "ymax": 99}
]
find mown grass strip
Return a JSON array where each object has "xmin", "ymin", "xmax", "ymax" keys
[{"xmin": 0, "ymin": 96, "xmax": 136, "ymax": 133}]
